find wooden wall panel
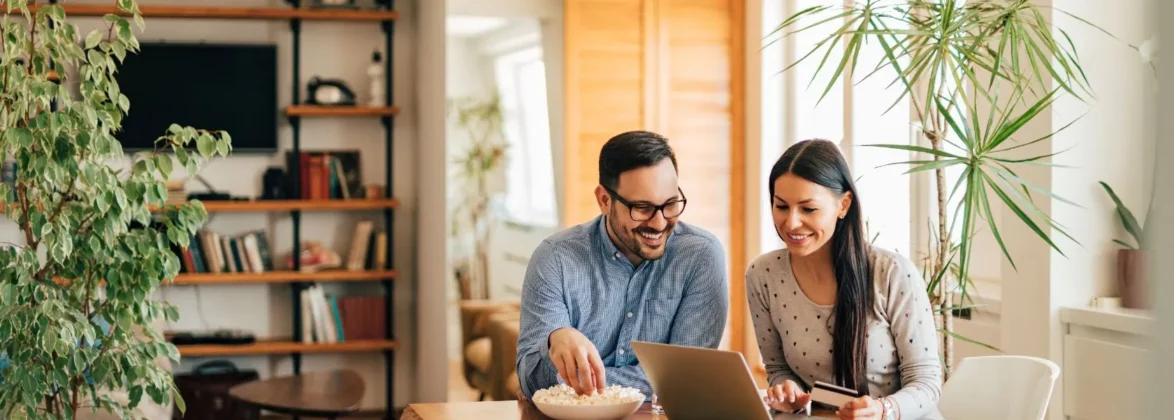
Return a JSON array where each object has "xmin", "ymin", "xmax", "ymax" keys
[
  {"xmin": 564, "ymin": 0, "xmax": 646, "ymax": 226},
  {"xmin": 564, "ymin": 0, "xmax": 745, "ymax": 351},
  {"xmin": 662, "ymin": 0, "xmax": 740, "ymax": 351}
]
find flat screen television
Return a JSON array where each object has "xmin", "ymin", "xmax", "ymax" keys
[{"xmin": 114, "ymin": 42, "xmax": 278, "ymax": 153}]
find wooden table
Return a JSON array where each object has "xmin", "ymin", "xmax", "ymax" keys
[
  {"xmin": 229, "ymin": 369, "xmax": 366, "ymax": 419},
  {"xmin": 400, "ymin": 400, "xmax": 834, "ymax": 420}
]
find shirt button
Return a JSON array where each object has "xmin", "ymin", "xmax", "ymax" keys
[
  {"xmin": 627, "ymin": 312, "xmax": 633, "ymax": 318},
  {"xmin": 618, "ymin": 349, "xmax": 625, "ymax": 355}
]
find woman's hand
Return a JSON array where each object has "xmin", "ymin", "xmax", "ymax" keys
[
  {"xmin": 763, "ymin": 380, "xmax": 810, "ymax": 413},
  {"xmin": 836, "ymin": 396, "xmax": 883, "ymax": 420}
]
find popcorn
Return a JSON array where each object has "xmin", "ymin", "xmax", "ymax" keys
[{"xmin": 532, "ymin": 384, "xmax": 646, "ymax": 406}]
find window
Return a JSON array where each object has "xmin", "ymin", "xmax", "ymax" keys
[
  {"xmin": 761, "ymin": 0, "xmax": 912, "ymax": 258},
  {"xmin": 494, "ymin": 46, "xmax": 558, "ymax": 227},
  {"xmin": 759, "ymin": 0, "xmax": 1004, "ymax": 301}
]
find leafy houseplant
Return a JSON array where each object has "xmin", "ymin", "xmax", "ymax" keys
[
  {"xmin": 1100, "ymin": 181, "xmax": 1147, "ymax": 308},
  {"xmin": 447, "ymin": 93, "xmax": 507, "ymax": 300},
  {"xmin": 773, "ymin": 0, "xmax": 1100, "ymax": 373},
  {"xmin": 0, "ymin": 1, "xmax": 231, "ymax": 418}
]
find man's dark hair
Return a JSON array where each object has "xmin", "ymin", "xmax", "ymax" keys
[{"xmin": 598, "ymin": 130, "xmax": 678, "ymax": 190}]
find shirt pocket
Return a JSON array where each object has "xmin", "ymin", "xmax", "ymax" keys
[{"xmin": 641, "ymin": 298, "xmax": 679, "ymax": 343}]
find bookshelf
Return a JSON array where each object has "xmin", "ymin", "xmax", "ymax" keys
[
  {"xmin": 170, "ymin": 269, "xmax": 398, "ymax": 286},
  {"xmin": 177, "ymin": 339, "xmax": 399, "ymax": 357},
  {"xmin": 156, "ymin": 198, "xmax": 400, "ymax": 213},
  {"xmin": 85, "ymin": 0, "xmax": 401, "ymax": 413},
  {"xmin": 24, "ymin": 4, "xmax": 399, "ymax": 21},
  {"xmin": 285, "ymin": 105, "xmax": 400, "ymax": 117}
]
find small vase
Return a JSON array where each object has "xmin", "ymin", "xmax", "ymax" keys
[{"xmin": 1117, "ymin": 249, "xmax": 1147, "ymax": 309}]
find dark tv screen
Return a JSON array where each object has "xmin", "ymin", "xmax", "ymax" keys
[{"xmin": 114, "ymin": 42, "xmax": 278, "ymax": 153}]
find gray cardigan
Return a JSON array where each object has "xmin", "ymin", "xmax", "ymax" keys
[{"xmin": 745, "ymin": 246, "xmax": 943, "ymax": 419}]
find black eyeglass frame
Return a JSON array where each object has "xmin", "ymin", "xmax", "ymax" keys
[{"xmin": 602, "ymin": 185, "xmax": 688, "ymax": 222}]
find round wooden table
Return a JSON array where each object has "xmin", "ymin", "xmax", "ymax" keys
[{"xmin": 229, "ymin": 369, "xmax": 366, "ymax": 419}]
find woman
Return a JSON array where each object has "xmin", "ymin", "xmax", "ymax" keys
[{"xmin": 747, "ymin": 139, "xmax": 942, "ymax": 420}]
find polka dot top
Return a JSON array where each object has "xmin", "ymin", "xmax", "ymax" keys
[{"xmin": 745, "ymin": 246, "xmax": 943, "ymax": 420}]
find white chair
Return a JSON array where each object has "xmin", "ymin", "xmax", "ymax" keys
[{"xmin": 937, "ymin": 355, "xmax": 1061, "ymax": 420}]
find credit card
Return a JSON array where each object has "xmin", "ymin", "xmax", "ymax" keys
[{"xmin": 810, "ymin": 381, "xmax": 860, "ymax": 408}]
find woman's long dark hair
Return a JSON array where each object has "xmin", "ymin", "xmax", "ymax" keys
[{"xmin": 769, "ymin": 139, "xmax": 873, "ymax": 395}]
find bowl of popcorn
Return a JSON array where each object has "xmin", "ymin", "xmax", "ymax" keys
[{"xmin": 531, "ymin": 384, "xmax": 646, "ymax": 420}]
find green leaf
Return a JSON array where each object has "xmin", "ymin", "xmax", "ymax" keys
[
  {"xmin": 4, "ymin": 128, "xmax": 32, "ymax": 147},
  {"xmin": 128, "ymin": 385, "xmax": 143, "ymax": 408},
  {"xmin": 85, "ymin": 30, "xmax": 103, "ymax": 49},
  {"xmin": 1113, "ymin": 239, "xmax": 1139, "ymax": 250},
  {"xmin": 1100, "ymin": 181, "xmax": 1144, "ymax": 248},
  {"xmin": 939, "ymin": 328, "xmax": 1000, "ymax": 352},
  {"xmin": 1, "ymin": 283, "xmax": 15, "ymax": 305},
  {"xmin": 217, "ymin": 138, "xmax": 230, "ymax": 156},
  {"xmin": 899, "ymin": 158, "xmax": 965, "ymax": 174},
  {"xmin": 113, "ymin": 42, "xmax": 127, "ymax": 62},
  {"xmin": 156, "ymin": 154, "xmax": 173, "ymax": 176},
  {"xmin": 117, "ymin": 19, "xmax": 133, "ymax": 43},
  {"xmin": 982, "ymin": 171, "xmax": 1065, "ymax": 257},
  {"xmin": 43, "ymin": 4, "xmax": 66, "ymax": 22},
  {"xmin": 174, "ymin": 388, "xmax": 187, "ymax": 414},
  {"xmin": 863, "ymin": 143, "xmax": 963, "ymax": 159},
  {"xmin": 196, "ymin": 134, "xmax": 214, "ymax": 157}
]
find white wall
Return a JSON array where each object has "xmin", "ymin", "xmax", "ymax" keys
[
  {"xmin": 442, "ymin": 0, "xmax": 564, "ymax": 376},
  {"xmin": 989, "ymin": 1, "xmax": 1153, "ymax": 418},
  {"xmin": 449, "ymin": 0, "xmax": 566, "ymax": 224},
  {"xmin": 1047, "ymin": 2, "xmax": 1153, "ymax": 417},
  {"xmin": 444, "ymin": 33, "xmax": 493, "ymax": 361},
  {"xmin": 417, "ymin": 0, "xmax": 450, "ymax": 404},
  {"xmin": 1051, "ymin": 0, "xmax": 1153, "ymax": 313},
  {"xmin": 1148, "ymin": 4, "xmax": 1173, "ymax": 418},
  {"xmin": 41, "ymin": 0, "xmax": 428, "ymax": 411}
]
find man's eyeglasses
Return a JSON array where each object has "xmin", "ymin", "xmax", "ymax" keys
[{"xmin": 603, "ymin": 185, "xmax": 687, "ymax": 222}]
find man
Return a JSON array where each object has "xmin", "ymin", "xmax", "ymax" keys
[{"xmin": 516, "ymin": 130, "xmax": 729, "ymax": 399}]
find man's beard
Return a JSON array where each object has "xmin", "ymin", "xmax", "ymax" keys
[{"xmin": 608, "ymin": 205, "xmax": 674, "ymax": 261}]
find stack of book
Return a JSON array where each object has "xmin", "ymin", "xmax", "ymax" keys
[
  {"xmin": 287, "ymin": 150, "xmax": 362, "ymax": 200},
  {"xmin": 299, "ymin": 285, "xmax": 386, "ymax": 343},
  {"xmin": 346, "ymin": 220, "xmax": 388, "ymax": 271},
  {"xmin": 177, "ymin": 229, "xmax": 275, "ymax": 274}
]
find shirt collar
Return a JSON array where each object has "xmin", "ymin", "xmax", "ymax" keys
[{"xmin": 596, "ymin": 215, "xmax": 626, "ymax": 262}]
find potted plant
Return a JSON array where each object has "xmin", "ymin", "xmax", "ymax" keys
[
  {"xmin": 0, "ymin": 1, "xmax": 231, "ymax": 418},
  {"xmin": 447, "ymin": 93, "xmax": 507, "ymax": 300},
  {"xmin": 772, "ymin": 0, "xmax": 1106, "ymax": 373},
  {"xmin": 1099, "ymin": 181, "xmax": 1147, "ymax": 309}
]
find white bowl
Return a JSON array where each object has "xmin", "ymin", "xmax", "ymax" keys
[{"xmin": 532, "ymin": 399, "xmax": 643, "ymax": 420}]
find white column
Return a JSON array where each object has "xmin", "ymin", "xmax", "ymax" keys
[{"xmin": 417, "ymin": 0, "xmax": 449, "ymax": 403}]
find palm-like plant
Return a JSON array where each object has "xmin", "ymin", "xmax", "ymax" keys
[{"xmin": 772, "ymin": 0, "xmax": 1098, "ymax": 372}]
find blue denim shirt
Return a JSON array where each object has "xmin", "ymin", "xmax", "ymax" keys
[{"xmin": 516, "ymin": 215, "xmax": 729, "ymax": 398}]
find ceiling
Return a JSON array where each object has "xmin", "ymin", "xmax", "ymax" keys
[{"xmin": 446, "ymin": 15, "xmax": 509, "ymax": 37}]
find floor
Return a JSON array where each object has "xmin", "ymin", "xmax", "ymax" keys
[{"xmin": 448, "ymin": 359, "xmax": 482, "ymax": 402}]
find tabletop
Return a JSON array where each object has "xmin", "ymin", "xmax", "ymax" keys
[
  {"xmin": 400, "ymin": 400, "xmax": 836, "ymax": 420},
  {"xmin": 229, "ymin": 369, "xmax": 366, "ymax": 417}
]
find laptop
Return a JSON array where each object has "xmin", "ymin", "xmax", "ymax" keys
[{"xmin": 631, "ymin": 341, "xmax": 808, "ymax": 420}]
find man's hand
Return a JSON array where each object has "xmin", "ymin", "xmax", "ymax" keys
[
  {"xmin": 548, "ymin": 327, "xmax": 606, "ymax": 395},
  {"xmin": 763, "ymin": 380, "xmax": 811, "ymax": 413}
]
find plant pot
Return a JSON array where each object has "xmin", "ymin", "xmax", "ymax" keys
[{"xmin": 1117, "ymin": 249, "xmax": 1148, "ymax": 309}]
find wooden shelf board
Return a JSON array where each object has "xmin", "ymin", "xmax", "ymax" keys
[
  {"xmin": 169, "ymin": 269, "xmax": 397, "ymax": 285},
  {"xmin": 285, "ymin": 105, "xmax": 400, "ymax": 117},
  {"xmin": 156, "ymin": 199, "xmax": 400, "ymax": 213},
  {"xmin": 22, "ymin": 4, "xmax": 398, "ymax": 21},
  {"xmin": 178, "ymin": 339, "xmax": 398, "ymax": 357}
]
